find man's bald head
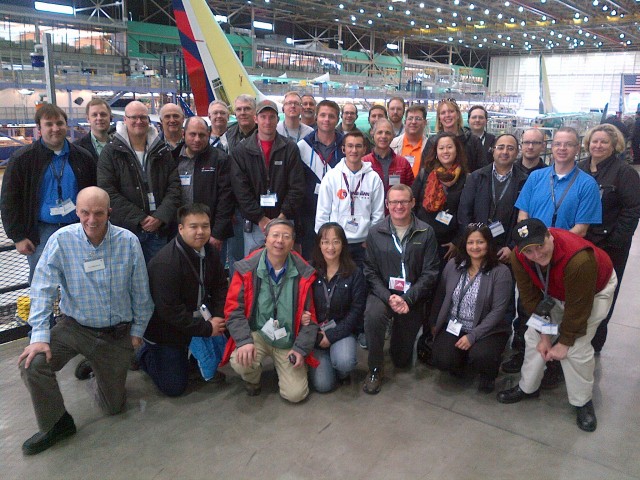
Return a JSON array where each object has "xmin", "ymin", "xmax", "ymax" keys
[
  {"xmin": 76, "ymin": 187, "xmax": 111, "ymax": 245},
  {"xmin": 124, "ymin": 101, "xmax": 148, "ymax": 116},
  {"xmin": 77, "ymin": 186, "xmax": 110, "ymax": 210}
]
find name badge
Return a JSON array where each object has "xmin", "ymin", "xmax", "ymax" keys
[
  {"xmin": 541, "ymin": 323, "xmax": 559, "ymax": 335},
  {"xmin": 274, "ymin": 161, "xmax": 283, "ymax": 166},
  {"xmin": 50, "ymin": 198, "xmax": 75, "ymax": 216},
  {"xmin": 344, "ymin": 217, "xmax": 359, "ymax": 233},
  {"xmin": 405, "ymin": 156, "xmax": 415, "ymax": 167},
  {"xmin": 389, "ymin": 174, "xmax": 401, "ymax": 186},
  {"xmin": 446, "ymin": 319, "xmax": 462, "ymax": 336},
  {"xmin": 148, "ymin": 193, "xmax": 157, "ymax": 211},
  {"xmin": 84, "ymin": 258, "xmax": 106, "ymax": 273},
  {"xmin": 262, "ymin": 317, "xmax": 276, "ymax": 340},
  {"xmin": 260, "ymin": 193, "xmax": 278, "ymax": 207},
  {"xmin": 320, "ymin": 319, "xmax": 337, "ymax": 331},
  {"xmin": 435, "ymin": 211, "xmax": 453, "ymax": 225},
  {"xmin": 314, "ymin": 183, "xmax": 320, "ymax": 195},
  {"xmin": 180, "ymin": 174, "xmax": 192, "ymax": 186},
  {"xmin": 488, "ymin": 221, "xmax": 505, "ymax": 238},
  {"xmin": 526, "ymin": 313, "xmax": 558, "ymax": 334},
  {"xmin": 389, "ymin": 276, "xmax": 411, "ymax": 293},
  {"xmin": 274, "ymin": 327, "xmax": 287, "ymax": 340}
]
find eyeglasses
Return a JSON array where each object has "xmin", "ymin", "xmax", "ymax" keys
[
  {"xmin": 387, "ymin": 200, "xmax": 412, "ymax": 206},
  {"xmin": 268, "ymin": 232, "xmax": 293, "ymax": 241},
  {"xmin": 468, "ymin": 222, "xmax": 486, "ymax": 228},
  {"xmin": 406, "ymin": 116, "xmax": 425, "ymax": 123},
  {"xmin": 342, "ymin": 111, "xmax": 357, "ymax": 116},
  {"xmin": 284, "ymin": 101, "xmax": 301, "ymax": 107},
  {"xmin": 495, "ymin": 144, "xmax": 517, "ymax": 152},
  {"xmin": 438, "ymin": 98, "xmax": 457, "ymax": 105},
  {"xmin": 521, "ymin": 141, "xmax": 544, "ymax": 147},
  {"xmin": 320, "ymin": 240, "xmax": 342, "ymax": 247},
  {"xmin": 552, "ymin": 142, "xmax": 578, "ymax": 149},
  {"xmin": 125, "ymin": 115, "xmax": 149, "ymax": 122}
]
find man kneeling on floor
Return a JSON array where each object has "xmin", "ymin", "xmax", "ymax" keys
[
  {"xmin": 497, "ymin": 218, "xmax": 617, "ymax": 432},
  {"xmin": 140, "ymin": 203, "xmax": 228, "ymax": 396},
  {"xmin": 220, "ymin": 219, "xmax": 319, "ymax": 402},
  {"xmin": 18, "ymin": 187, "xmax": 154, "ymax": 455}
]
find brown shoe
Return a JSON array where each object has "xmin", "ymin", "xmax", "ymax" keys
[
  {"xmin": 244, "ymin": 381, "xmax": 261, "ymax": 396},
  {"xmin": 362, "ymin": 367, "xmax": 383, "ymax": 395}
]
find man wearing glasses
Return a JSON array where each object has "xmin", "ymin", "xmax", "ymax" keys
[
  {"xmin": 516, "ymin": 128, "xmax": 547, "ymax": 174},
  {"xmin": 390, "ymin": 104, "xmax": 429, "ymax": 176},
  {"xmin": 221, "ymin": 219, "xmax": 319, "ymax": 402},
  {"xmin": 98, "ymin": 100, "xmax": 181, "ymax": 263},
  {"xmin": 362, "ymin": 184, "xmax": 439, "ymax": 394},
  {"xmin": 337, "ymin": 103, "xmax": 359, "ymax": 135},
  {"xmin": 276, "ymin": 91, "xmax": 314, "ymax": 143}
]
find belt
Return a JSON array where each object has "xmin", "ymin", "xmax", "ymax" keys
[{"xmin": 64, "ymin": 314, "xmax": 131, "ymax": 334}]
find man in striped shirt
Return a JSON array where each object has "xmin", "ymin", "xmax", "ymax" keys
[{"xmin": 18, "ymin": 186, "xmax": 154, "ymax": 455}]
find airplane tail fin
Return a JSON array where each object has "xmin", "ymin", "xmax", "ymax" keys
[{"xmin": 172, "ymin": 0, "xmax": 264, "ymax": 115}]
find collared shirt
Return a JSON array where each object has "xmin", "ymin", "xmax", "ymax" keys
[
  {"xmin": 401, "ymin": 135, "xmax": 424, "ymax": 175},
  {"xmin": 29, "ymin": 223, "xmax": 154, "ymax": 343},
  {"xmin": 265, "ymin": 254, "xmax": 288, "ymax": 283},
  {"xmin": 91, "ymin": 132, "xmax": 107, "ymax": 157},
  {"xmin": 38, "ymin": 139, "xmax": 78, "ymax": 224},
  {"xmin": 492, "ymin": 163, "xmax": 513, "ymax": 183}
]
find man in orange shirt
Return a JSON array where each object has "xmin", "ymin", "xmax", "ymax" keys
[{"xmin": 390, "ymin": 104, "xmax": 429, "ymax": 177}]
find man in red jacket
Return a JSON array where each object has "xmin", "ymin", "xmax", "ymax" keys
[{"xmin": 497, "ymin": 218, "xmax": 617, "ymax": 432}]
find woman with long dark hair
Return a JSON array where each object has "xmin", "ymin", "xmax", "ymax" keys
[
  {"xmin": 309, "ymin": 223, "xmax": 366, "ymax": 392},
  {"xmin": 429, "ymin": 223, "xmax": 512, "ymax": 393}
]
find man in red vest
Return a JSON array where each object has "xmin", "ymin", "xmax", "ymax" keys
[{"xmin": 497, "ymin": 218, "xmax": 617, "ymax": 432}]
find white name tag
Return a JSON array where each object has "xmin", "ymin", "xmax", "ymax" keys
[
  {"xmin": 148, "ymin": 193, "xmax": 157, "ymax": 211},
  {"xmin": 446, "ymin": 319, "xmax": 462, "ymax": 336},
  {"xmin": 527, "ymin": 313, "xmax": 557, "ymax": 335},
  {"xmin": 488, "ymin": 221, "xmax": 505, "ymax": 237},
  {"xmin": 262, "ymin": 317, "xmax": 276, "ymax": 340},
  {"xmin": 260, "ymin": 193, "xmax": 278, "ymax": 207},
  {"xmin": 50, "ymin": 198, "xmax": 75, "ymax": 216},
  {"xmin": 180, "ymin": 174, "xmax": 192, "ymax": 186},
  {"xmin": 389, "ymin": 276, "xmax": 411, "ymax": 293},
  {"xmin": 274, "ymin": 327, "xmax": 287, "ymax": 340},
  {"xmin": 344, "ymin": 217, "xmax": 359, "ymax": 233},
  {"xmin": 84, "ymin": 258, "xmax": 105, "ymax": 273},
  {"xmin": 314, "ymin": 183, "xmax": 320, "ymax": 195},
  {"xmin": 320, "ymin": 319, "xmax": 337, "ymax": 331},
  {"xmin": 274, "ymin": 161, "xmax": 283, "ymax": 166},
  {"xmin": 389, "ymin": 174, "xmax": 401, "ymax": 186},
  {"xmin": 541, "ymin": 323, "xmax": 559, "ymax": 335},
  {"xmin": 435, "ymin": 211, "xmax": 453, "ymax": 225}
]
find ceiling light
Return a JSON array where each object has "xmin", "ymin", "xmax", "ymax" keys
[{"xmin": 34, "ymin": 1, "xmax": 74, "ymax": 14}]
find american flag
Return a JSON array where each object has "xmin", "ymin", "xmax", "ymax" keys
[{"xmin": 623, "ymin": 74, "xmax": 640, "ymax": 94}]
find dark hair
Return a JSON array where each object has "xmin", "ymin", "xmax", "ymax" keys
[
  {"xmin": 184, "ymin": 115, "xmax": 211, "ymax": 133},
  {"xmin": 423, "ymin": 132, "xmax": 468, "ymax": 174},
  {"xmin": 406, "ymin": 104, "xmax": 427, "ymax": 119},
  {"xmin": 316, "ymin": 99, "xmax": 340, "ymax": 117},
  {"xmin": 455, "ymin": 223, "xmax": 500, "ymax": 273},
  {"xmin": 368, "ymin": 105, "xmax": 388, "ymax": 120},
  {"xmin": 387, "ymin": 96, "xmax": 406, "ymax": 109},
  {"xmin": 312, "ymin": 223, "xmax": 356, "ymax": 277},
  {"xmin": 468, "ymin": 105, "xmax": 488, "ymax": 121},
  {"xmin": 344, "ymin": 130, "xmax": 365, "ymax": 143},
  {"xmin": 35, "ymin": 103, "xmax": 67, "ymax": 126},
  {"xmin": 177, "ymin": 203, "xmax": 211, "ymax": 224}
]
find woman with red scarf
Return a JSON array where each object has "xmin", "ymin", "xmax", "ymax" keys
[{"xmin": 412, "ymin": 132, "xmax": 469, "ymax": 362}]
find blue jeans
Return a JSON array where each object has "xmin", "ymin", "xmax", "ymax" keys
[
  {"xmin": 309, "ymin": 335, "xmax": 357, "ymax": 393},
  {"xmin": 243, "ymin": 224, "xmax": 266, "ymax": 257},
  {"xmin": 226, "ymin": 209, "xmax": 245, "ymax": 276},
  {"xmin": 138, "ymin": 342, "xmax": 190, "ymax": 397},
  {"xmin": 136, "ymin": 231, "xmax": 167, "ymax": 264}
]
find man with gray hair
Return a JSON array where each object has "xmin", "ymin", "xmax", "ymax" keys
[
  {"xmin": 159, "ymin": 103, "xmax": 185, "ymax": 151},
  {"xmin": 222, "ymin": 94, "xmax": 258, "ymax": 152},
  {"xmin": 277, "ymin": 91, "xmax": 314, "ymax": 143},
  {"xmin": 220, "ymin": 218, "xmax": 319, "ymax": 402},
  {"xmin": 208, "ymin": 100, "xmax": 230, "ymax": 150}
]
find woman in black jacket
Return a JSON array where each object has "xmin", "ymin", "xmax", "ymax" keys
[
  {"xmin": 309, "ymin": 223, "xmax": 366, "ymax": 392},
  {"xmin": 578, "ymin": 124, "xmax": 640, "ymax": 352}
]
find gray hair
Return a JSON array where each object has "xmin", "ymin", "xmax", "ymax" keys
[
  {"xmin": 264, "ymin": 218, "xmax": 295, "ymax": 240},
  {"xmin": 234, "ymin": 95, "xmax": 256, "ymax": 110}
]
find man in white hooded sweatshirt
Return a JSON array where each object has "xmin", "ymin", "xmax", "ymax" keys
[{"xmin": 315, "ymin": 130, "xmax": 384, "ymax": 267}]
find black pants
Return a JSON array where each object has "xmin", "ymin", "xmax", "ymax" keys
[
  {"xmin": 431, "ymin": 330, "xmax": 509, "ymax": 379},
  {"xmin": 364, "ymin": 294, "xmax": 424, "ymax": 370}
]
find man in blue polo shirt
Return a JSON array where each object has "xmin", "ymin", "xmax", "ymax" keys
[{"xmin": 503, "ymin": 126, "xmax": 601, "ymax": 381}]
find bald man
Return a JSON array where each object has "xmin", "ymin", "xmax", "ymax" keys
[
  {"xmin": 98, "ymin": 101, "xmax": 182, "ymax": 262},
  {"xmin": 159, "ymin": 103, "xmax": 185, "ymax": 151},
  {"xmin": 18, "ymin": 186, "xmax": 154, "ymax": 455}
]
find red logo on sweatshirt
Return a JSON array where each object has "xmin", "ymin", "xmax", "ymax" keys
[{"xmin": 337, "ymin": 189, "xmax": 348, "ymax": 200}]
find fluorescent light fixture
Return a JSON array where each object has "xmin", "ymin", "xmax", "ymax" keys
[
  {"xmin": 34, "ymin": 2, "xmax": 74, "ymax": 15},
  {"xmin": 214, "ymin": 15, "xmax": 228, "ymax": 23},
  {"xmin": 386, "ymin": 43, "xmax": 399, "ymax": 50},
  {"xmin": 253, "ymin": 20, "xmax": 273, "ymax": 30},
  {"xmin": 285, "ymin": 37, "xmax": 294, "ymax": 44}
]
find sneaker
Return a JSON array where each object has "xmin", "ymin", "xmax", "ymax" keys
[
  {"xmin": 74, "ymin": 359, "xmax": 93, "ymax": 380},
  {"xmin": 22, "ymin": 411, "xmax": 77, "ymax": 455},
  {"xmin": 501, "ymin": 352, "xmax": 524, "ymax": 374},
  {"xmin": 541, "ymin": 360, "xmax": 564, "ymax": 390},
  {"xmin": 358, "ymin": 332, "xmax": 367, "ymax": 350},
  {"xmin": 244, "ymin": 381, "xmax": 261, "ymax": 396},
  {"xmin": 362, "ymin": 367, "xmax": 382, "ymax": 395}
]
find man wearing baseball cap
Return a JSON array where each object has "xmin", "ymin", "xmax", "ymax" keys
[
  {"xmin": 230, "ymin": 99, "xmax": 305, "ymax": 256},
  {"xmin": 497, "ymin": 218, "xmax": 617, "ymax": 432}
]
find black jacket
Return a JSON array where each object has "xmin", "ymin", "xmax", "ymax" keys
[
  {"xmin": 172, "ymin": 144, "xmax": 234, "ymax": 240},
  {"xmin": 578, "ymin": 154, "xmax": 640, "ymax": 249},
  {"xmin": 144, "ymin": 235, "xmax": 228, "ymax": 347},
  {"xmin": 422, "ymin": 129, "xmax": 487, "ymax": 173},
  {"xmin": 230, "ymin": 131, "xmax": 305, "ymax": 224},
  {"xmin": 223, "ymin": 122, "xmax": 257, "ymax": 152},
  {"xmin": 97, "ymin": 127, "xmax": 182, "ymax": 234},
  {"xmin": 364, "ymin": 215, "xmax": 440, "ymax": 308},
  {"xmin": 458, "ymin": 164, "xmax": 528, "ymax": 248},
  {"xmin": 0, "ymin": 140, "xmax": 96, "ymax": 245},
  {"xmin": 312, "ymin": 267, "xmax": 366, "ymax": 344},
  {"xmin": 73, "ymin": 133, "xmax": 99, "ymax": 160},
  {"xmin": 412, "ymin": 169, "xmax": 467, "ymax": 245}
]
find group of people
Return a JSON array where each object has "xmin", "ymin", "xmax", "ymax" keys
[{"xmin": 2, "ymin": 92, "xmax": 638, "ymax": 456}]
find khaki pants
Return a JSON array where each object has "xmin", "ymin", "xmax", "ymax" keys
[
  {"xmin": 519, "ymin": 271, "xmax": 617, "ymax": 406},
  {"xmin": 230, "ymin": 331, "xmax": 309, "ymax": 403}
]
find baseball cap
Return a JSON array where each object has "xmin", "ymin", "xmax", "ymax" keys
[
  {"xmin": 512, "ymin": 218, "xmax": 548, "ymax": 251},
  {"xmin": 256, "ymin": 99, "xmax": 279, "ymax": 114}
]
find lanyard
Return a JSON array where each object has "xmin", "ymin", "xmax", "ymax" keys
[
  {"xmin": 391, "ymin": 225, "xmax": 410, "ymax": 279},
  {"xmin": 490, "ymin": 172, "xmax": 512, "ymax": 220},
  {"xmin": 534, "ymin": 263, "xmax": 551, "ymax": 298},
  {"xmin": 342, "ymin": 172, "xmax": 363, "ymax": 216},
  {"xmin": 549, "ymin": 168, "xmax": 579, "ymax": 227},
  {"xmin": 321, "ymin": 275, "xmax": 338, "ymax": 321},
  {"xmin": 455, "ymin": 271, "xmax": 479, "ymax": 321},
  {"xmin": 176, "ymin": 241, "xmax": 206, "ymax": 303},
  {"xmin": 268, "ymin": 276, "xmax": 285, "ymax": 320},
  {"xmin": 49, "ymin": 156, "xmax": 67, "ymax": 201},
  {"xmin": 284, "ymin": 124, "xmax": 302, "ymax": 143},
  {"xmin": 310, "ymin": 137, "xmax": 335, "ymax": 176}
]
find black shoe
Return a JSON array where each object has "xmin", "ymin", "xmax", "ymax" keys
[
  {"xmin": 497, "ymin": 385, "xmax": 540, "ymax": 404},
  {"xmin": 576, "ymin": 400, "xmax": 597, "ymax": 432},
  {"xmin": 363, "ymin": 367, "xmax": 382, "ymax": 395},
  {"xmin": 22, "ymin": 411, "xmax": 76, "ymax": 455},
  {"xmin": 416, "ymin": 333, "xmax": 433, "ymax": 366},
  {"xmin": 244, "ymin": 381, "xmax": 261, "ymax": 396},
  {"xmin": 501, "ymin": 352, "xmax": 524, "ymax": 374},
  {"xmin": 541, "ymin": 360, "xmax": 564, "ymax": 390},
  {"xmin": 74, "ymin": 359, "xmax": 93, "ymax": 380},
  {"xmin": 478, "ymin": 375, "xmax": 495, "ymax": 394}
]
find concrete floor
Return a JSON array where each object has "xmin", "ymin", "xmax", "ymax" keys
[{"xmin": 2, "ymin": 243, "xmax": 640, "ymax": 479}]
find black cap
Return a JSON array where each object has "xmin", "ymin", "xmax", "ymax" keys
[{"xmin": 512, "ymin": 218, "xmax": 548, "ymax": 251}]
